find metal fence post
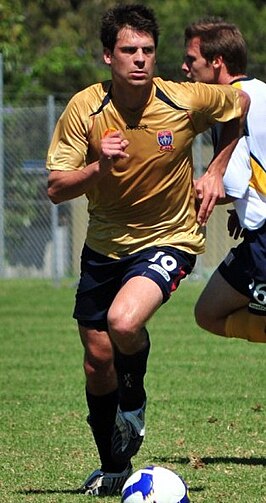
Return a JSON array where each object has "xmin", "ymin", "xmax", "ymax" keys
[
  {"xmin": 47, "ymin": 95, "xmax": 60, "ymax": 285},
  {"xmin": 192, "ymin": 134, "xmax": 204, "ymax": 280},
  {"xmin": 0, "ymin": 54, "xmax": 4, "ymax": 277}
]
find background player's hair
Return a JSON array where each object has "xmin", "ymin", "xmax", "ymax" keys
[
  {"xmin": 100, "ymin": 4, "xmax": 160, "ymax": 52},
  {"xmin": 184, "ymin": 17, "xmax": 247, "ymax": 75}
]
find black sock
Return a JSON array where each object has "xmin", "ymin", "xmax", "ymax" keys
[
  {"xmin": 86, "ymin": 388, "xmax": 128, "ymax": 472},
  {"xmin": 114, "ymin": 329, "xmax": 150, "ymax": 411}
]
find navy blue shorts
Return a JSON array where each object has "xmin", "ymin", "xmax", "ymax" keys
[
  {"xmin": 73, "ymin": 244, "xmax": 196, "ymax": 329},
  {"xmin": 218, "ymin": 221, "xmax": 266, "ymax": 315}
]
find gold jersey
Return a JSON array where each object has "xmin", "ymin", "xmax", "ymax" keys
[{"xmin": 47, "ymin": 77, "xmax": 242, "ymax": 258}]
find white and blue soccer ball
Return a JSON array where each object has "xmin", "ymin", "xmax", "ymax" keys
[{"xmin": 121, "ymin": 465, "xmax": 191, "ymax": 503}]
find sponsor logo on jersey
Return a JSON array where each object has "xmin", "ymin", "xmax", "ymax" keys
[
  {"xmin": 157, "ymin": 130, "xmax": 174, "ymax": 151},
  {"xmin": 126, "ymin": 124, "xmax": 148, "ymax": 130}
]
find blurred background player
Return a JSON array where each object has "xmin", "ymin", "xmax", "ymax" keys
[
  {"xmin": 182, "ymin": 17, "xmax": 266, "ymax": 343},
  {"xmin": 47, "ymin": 5, "xmax": 249, "ymax": 496}
]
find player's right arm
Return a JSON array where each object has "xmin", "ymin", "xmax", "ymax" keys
[
  {"xmin": 48, "ymin": 159, "xmax": 110, "ymax": 204},
  {"xmin": 47, "ymin": 130, "xmax": 129, "ymax": 204}
]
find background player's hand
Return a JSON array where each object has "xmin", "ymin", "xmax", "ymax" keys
[
  {"xmin": 194, "ymin": 171, "xmax": 225, "ymax": 225},
  {"xmin": 100, "ymin": 129, "xmax": 129, "ymax": 162},
  {"xmin": 227, "ymin": 209, "xmax": 245, "ymax": 239}
]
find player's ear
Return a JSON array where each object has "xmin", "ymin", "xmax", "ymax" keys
[
  {"xmin": 103, "ymin": 48, "xmax": 112, "ymax": 65},
  {"xmin": 212, "ymin": 55, "xmax": 223, "ymax": 69}
]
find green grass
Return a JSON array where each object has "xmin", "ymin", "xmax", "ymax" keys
[{"xmin": 0, "ymin": 279, "xmax": 265, "ymax": 503}]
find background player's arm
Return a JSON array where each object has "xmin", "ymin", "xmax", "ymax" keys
[{"xmin": 195, "ymin": 88, "xmax": 250, "ymax": 224}]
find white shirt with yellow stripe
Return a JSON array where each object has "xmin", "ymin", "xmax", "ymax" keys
[{"xmin": 223, "ymin": 78, "xmax": 266, "ymax": 230}]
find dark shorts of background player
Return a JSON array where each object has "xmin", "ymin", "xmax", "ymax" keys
[
  {"xmin": 73, "ymin": 244, "xmax": 196, "ymax": 330},
  {"xmin": 218, "ymin": 221, "xmax": 266, "ymax": 315}
]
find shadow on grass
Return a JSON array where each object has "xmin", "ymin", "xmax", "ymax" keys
[
  {"xmin": 17, "ymin": 489, "xmax": 80, "ymax": 495},
  {"xmin": 16, "ymin": 487, "xmax": 204, "ymax": 498},
  {"xmin": 17, "ymin": 486, "xmax": 205, "ymax": 496},
  {"xmin": 152, "ymin": 455, "xmax": 266, "ymax": 467},
  {"xmin": 15, "ymin": 456, "xmax": 265, "ymax": 497}
]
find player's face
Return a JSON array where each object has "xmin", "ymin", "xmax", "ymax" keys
[
  {"xmin": 104, "ymin": 27, "xmax": 156, "ymax": 88},
  {"xmin": 182, "ymin": 36, "xmax": 215, "ymax": 83}
]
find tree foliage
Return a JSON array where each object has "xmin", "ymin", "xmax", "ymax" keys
[
  {"xmin": 1, "ymin": 0, "xmax": 266, "ymax": 103},
  {"xmin": 0, "ymin": 0, "xmax": 28, "ymax": 93},
  {"xmin": 154, "ymin": 0, "xmax": 266, "ymax": 81}
]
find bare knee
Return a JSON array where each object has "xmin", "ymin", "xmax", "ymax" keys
[
  {"xmin": 194, "ymin": 298, "xmax": 226, "ymax": 336},
  {"xmin": 83, "ymin": 344, "xmax": 117, "ymax": 395},
  {"xmin": 194, "ymin": 298, "xmax": 210, "ymax": 330},
  {"xmin": 83, "ymin": 344, "xmax": 113, "ymax": 377},
  {"xmin": 78, "ymin": 325, "xmax": 117, "ymax": 392},
  {"xmin": 107, "ymin": 307, "xmax": 145, "ymax": 354}
]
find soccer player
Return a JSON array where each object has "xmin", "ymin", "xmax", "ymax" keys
[
  {"xmin": 182, "ymin": 17, "xmax": 266, "ymax": 343},
  {"xmin": 47, "ymin": 5, "xmax": 249, "ymax": 496}
]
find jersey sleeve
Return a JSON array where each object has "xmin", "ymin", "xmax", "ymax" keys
[
  {"xmin": 46, "ymin": 95, "xmax": 91, "ymax": 172},
  {"xmin": 189, "ymin": 83, "xmax": 243, "ymax": 133},
  {"xmin": 161, "ymin": 81, "xmax": 243, "ymax": 134}
]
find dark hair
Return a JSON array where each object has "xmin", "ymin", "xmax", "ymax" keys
[
  {"xmin": 100, "ymin": 4, "xmax": 159, "ymax": 52},
  {"xmin": 184, "ymin": 17, "xmax": 247, "ymax": 75}
]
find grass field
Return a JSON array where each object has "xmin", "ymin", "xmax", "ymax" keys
[{"xmin": 0, "ymin": 278, "xmax": 265, "ymax": 503}]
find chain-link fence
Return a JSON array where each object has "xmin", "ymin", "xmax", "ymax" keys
[
  {"xmin": 0, "ymin": 99, "xmax": 236, "ymax": 282},
  {"xmin": 0, "ymin": 97, "xmax": 84, "ymax": 282}
]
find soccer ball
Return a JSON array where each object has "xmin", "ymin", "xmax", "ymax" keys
[{"xmin": 121, "ymin": 465, "xmax": 190, "ymax": 503}]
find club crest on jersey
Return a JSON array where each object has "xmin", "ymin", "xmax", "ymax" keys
[
  {"xmin": 103, "ymin": 127, "xmax": 117, "ymax": 137},
  {"xmin": 157, "ymin": 130, "xmax": 174, "ymax": 151}
]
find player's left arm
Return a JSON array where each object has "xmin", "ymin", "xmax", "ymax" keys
[{"xmin": 195, "ymin": 88, "xmax": 250, "ymax": 225}]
